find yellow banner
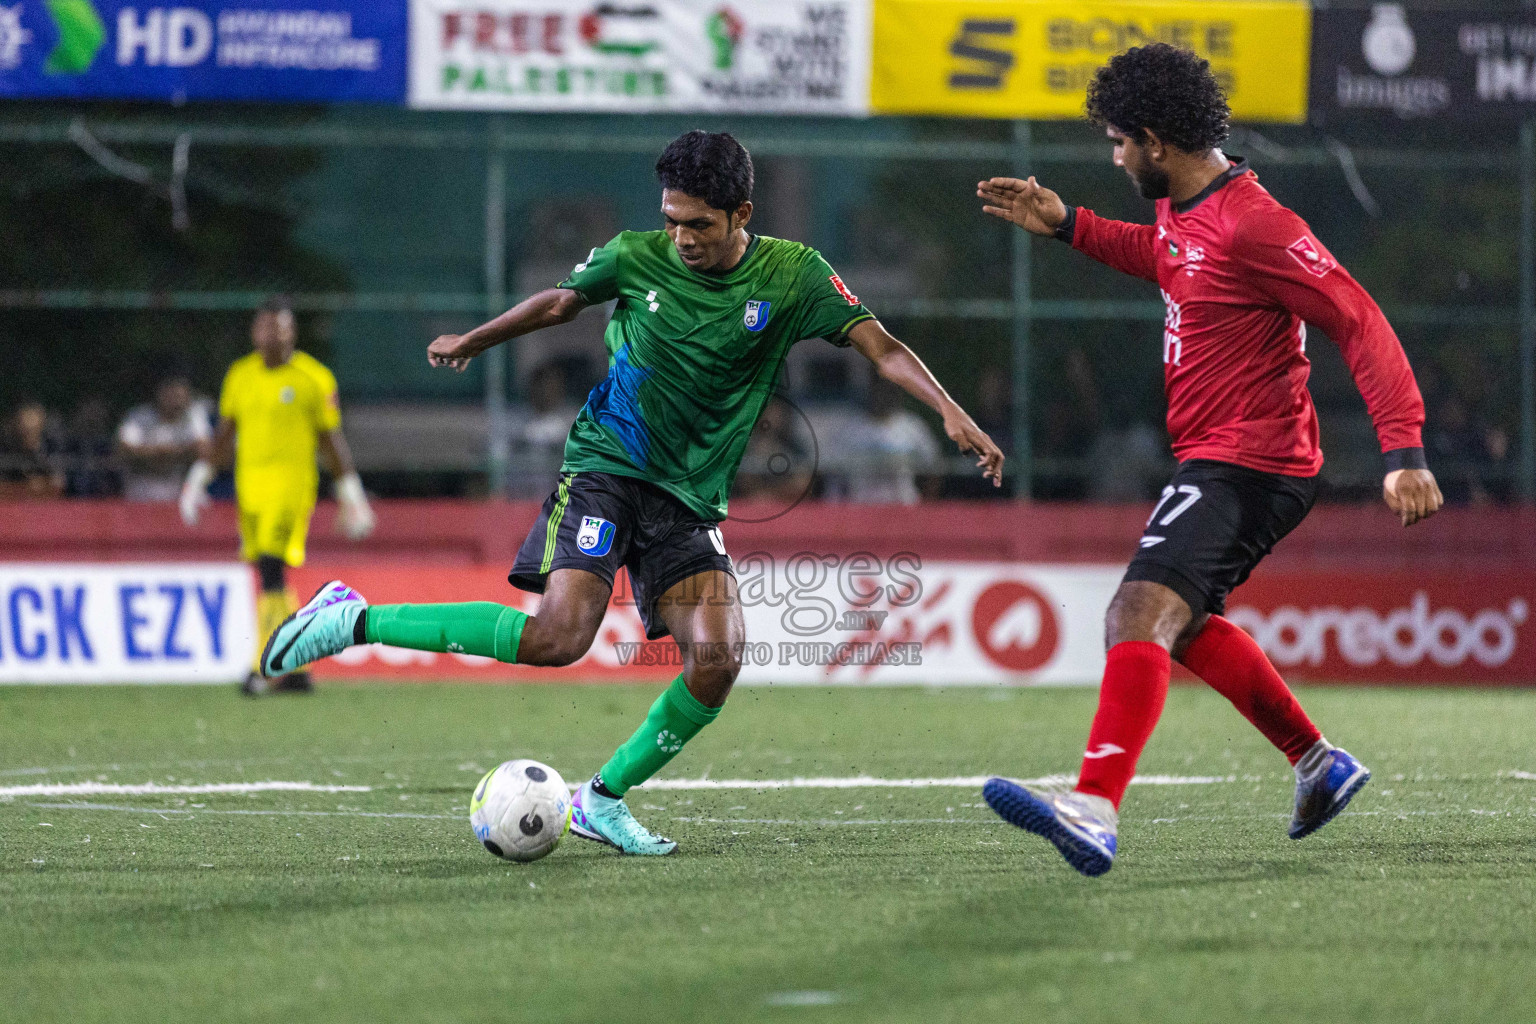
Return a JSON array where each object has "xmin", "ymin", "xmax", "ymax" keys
[{"xmin": 871, "ymin": 0, "xmax": 1310, "ymax": 122}]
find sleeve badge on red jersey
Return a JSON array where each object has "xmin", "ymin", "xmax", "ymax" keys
[
  {"xmin": 829, "ymin": 274, "xmax": 860, "ymax": 305},
  {"xmin": 1286, "ymin": 236, "xmax": 1338, "ymax": 278}
]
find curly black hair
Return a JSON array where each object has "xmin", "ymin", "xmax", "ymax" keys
[
  {"xmin": 1085, "ymin": 43, "xmax": 1230, "ymax": 153},
  {"xmin": 655, "ymin": 130, "xmax": 754, "ymax": 212}
]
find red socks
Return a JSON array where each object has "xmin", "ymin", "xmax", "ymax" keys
[
  {"xmin": 1075, "ymin": 641, "xmax": 1171, "ymax": 808},
  {"xmin": 1179, "ymin": 615, "xmax": 1321, "ymax": 765}
]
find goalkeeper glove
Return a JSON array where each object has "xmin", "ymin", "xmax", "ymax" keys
[
  {"xmin": 179, "ymin": 460, "xmax": 213, "ymax": 526},
  {"xmin": 335, "ymin": 472, "xmax": 375, "ymax": 541}
]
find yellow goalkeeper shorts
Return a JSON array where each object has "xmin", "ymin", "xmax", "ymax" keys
[{"xmin": 238, "ymin": 497, "xmax": 315, "ymax": 568}]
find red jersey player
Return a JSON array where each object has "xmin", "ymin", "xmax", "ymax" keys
[{"xmin": 977, "ymin": 44, "xmax": 1444, "ymax": 876}]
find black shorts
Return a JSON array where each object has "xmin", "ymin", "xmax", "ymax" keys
[
  {"xmin": 1123, "ymin": 459, "xmax": 1317, "ymax": 616},
  {"xmin": 509, "ymin": 472, "xmax": 735, "ymax": 641}
]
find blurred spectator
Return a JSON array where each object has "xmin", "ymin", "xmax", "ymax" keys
[
  {"xmin": 1428, "ymin": 397, "xmax": 1509, "ymax": 504},
  {"xmin": 0, "ymin": 400, "xmax": 65, "ymax": 499},
  {"xmin": 836, "ymin": 378, "xmax": 941, "ymax": 504},
  {"xmin": 1087, "ymin": 421, "xmax": 1168, "ymax": 502},
  {"xmin": 64, "ymin": 397, "xmax": 121, "ymax": 497},
  {"xmin": 735, "ymin": 395, "xmax": 814, "ymax": 504},
  {"xmin": 116, "ymin": 376, "xmax": 212, "ymax": 502},
  {"xmin": 511, "ymin": 361, "xmax": 579, "ymax": 496}
]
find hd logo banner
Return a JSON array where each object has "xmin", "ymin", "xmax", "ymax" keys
[
  {"xmin": 0, "ymin": 1, "xmax": 407, "ymax": 102},
  {"xmin": 870, "ymin": 0, "xmax": 1309, "ymax": 122},
  {"xmin": 0, "ymin": 564, "xmax": 256, "ymax": 684},
  {"xmin": 408, "ymin": 0, "xmax": 871, "ymax": 114}
]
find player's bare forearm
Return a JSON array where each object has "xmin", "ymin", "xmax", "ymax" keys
[
  {"xmin": 207, "ymin": 419, "xmax": 236, "ymax": 470},
  {"xmin": 319, "ymin": 429, "xmax": 357, "ymax": 480},
  {"xmin": 428, "ymin": 288, "xmax": 587, "ymax": 371},
  {"xmin": 848, "ymin": 320, "xmax": 1005, "ymax": 486}
]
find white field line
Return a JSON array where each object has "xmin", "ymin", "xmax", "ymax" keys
[
  {"xmin": 24, "ymin": 801, "xmax": 454, "ymax": 820},
  {"xmin": 631, "ymin": 774, "xmax": 1232, "ymax": 791},
  {"xmin": 0, "ymin": 781, "xmax": 372, "ymax": 798},
  {"xmin": 18, "ymin": 803, "xmax": 1536, "ymax": 827},
  {"xmin": 1507, "ymin": 770, "xmax": 1536, "ymax": 781}
]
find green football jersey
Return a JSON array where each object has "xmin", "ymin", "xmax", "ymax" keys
[{"xmin": 556, "ymin": 230, "xmax": 876, "ymax": 520}]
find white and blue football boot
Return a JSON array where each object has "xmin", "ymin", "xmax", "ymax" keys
[
  {"xmin": 1289, "ymin": 742, "xmax": 1370, "ymax": 839},
  {"xmin": 568, "ymin": 780, "xmax": 677, "ymax": 856},
  {"xmin": 983, "ymin": 777, "xmax": 1118, "ymax": 877},
  {"xmin": 260, "ymin": 580, "xmax": 366, "ymax": 677}
]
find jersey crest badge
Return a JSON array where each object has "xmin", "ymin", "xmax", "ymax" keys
[
  {"xmin": 1167, "ymin": 240, "xmax": 1180, "ymax": 257},
  {"xmin": 1286, "ymin": 236, "xmax": 1337, "ymax": 278},
  {"xmin": 279, "ymin": 386, "xmax": 296, "ymax": 404},
  {"xmin": 743, "ymin": 300, "xmax": 771, "ymax": 332},
  {"xmin": 576, "ymin": 515, "xmax": 615, "ymax": 557}
]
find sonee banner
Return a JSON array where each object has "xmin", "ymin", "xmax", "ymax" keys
[{"xmin": 870, "ymin": 0, "xmax": 1310, "ymax": 122}]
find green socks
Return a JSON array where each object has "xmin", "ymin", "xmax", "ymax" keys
[
  {"xmin": 598, "ymin": 674, "xmax": 721, "ymax": 795},
  {"xmin": 363, "ymin": 603, "xmax": 527, "ymax": 663}
]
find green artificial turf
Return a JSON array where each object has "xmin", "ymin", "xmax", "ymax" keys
[{"xmin": 2, "ymin": 683, "xmax": 1533, "ymax": 1023}]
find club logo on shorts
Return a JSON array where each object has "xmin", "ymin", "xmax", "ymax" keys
[
  {"xmin": 576, "ymin": 515, "xmax": 615, "ymax": 557},
  {"xmin": 743, "ymin": 299, "xmax": 771, "ymax": 332}
]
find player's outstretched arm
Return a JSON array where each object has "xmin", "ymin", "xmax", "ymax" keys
[
  {"xmin": 427, "ymin": 288, "xmax": 589, "ymax": 372},
  {"xmin": 846, "ymin": 319, "xmax": 1004, "ymax": 487},
  {"xmin": 977, "ymin": 176, "xmax": 1067, "ymax": 237}
]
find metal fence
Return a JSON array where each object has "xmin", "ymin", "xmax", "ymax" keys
[{"xmin": 1, "ymin": 104, "xmax": 1530, "ymax": 502}]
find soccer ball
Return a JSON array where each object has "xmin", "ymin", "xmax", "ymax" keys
[{"xmin": 469, "ymin": 759, "xmax": 571, "ymax": 863}]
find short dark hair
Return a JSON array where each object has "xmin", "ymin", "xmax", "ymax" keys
[
  {"xmin": 1085, "ymin": 44, "xmax": 1230, "ymax": 153},
  {"xmin": 258, "ymin": 294, "xmax": 293, "ymax": 316},
  {"xmin": 655, "ymin": 130, "xmax": 754, "ymax": 212}
]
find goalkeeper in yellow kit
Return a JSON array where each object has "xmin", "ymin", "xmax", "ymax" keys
[{"xmin": 179, "ymin": 297, "xmax": 374, "ymax": 695}]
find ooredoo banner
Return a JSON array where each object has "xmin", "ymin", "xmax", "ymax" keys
[
  {"xmin": 0, "ymin": 563, "xmax": 256, "ymax": 683},
  {"xmin": 0, "ymin": 1, "xmax": 407, "ymax": 102},
  {"xmin": 290, "ymin": 561, "xmax": 1536, "ymax": 686},
  {"xmin": 870, "ymin": 0, "xmax": 1310, "ymax": 122},
  {"xmin": 407, "ymin": 0, "xmax": 871, "ymax": 114}
]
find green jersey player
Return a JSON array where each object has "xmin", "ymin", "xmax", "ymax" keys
[{"xmin": 261, "ymin": 131, "xmax": 1005, "ymax": 855}]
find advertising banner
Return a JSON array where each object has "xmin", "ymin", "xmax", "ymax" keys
[
  {"xmin": 870, "ymin": 0, "xmax": 1309, "ymax": 122},
  {"xmin": 294, "ymin": 562, "xmax": 1536, "ymax": 686},
  {"xmin": 0, "ymin": 563, "xmax": 256, "ymax": 684},
  {"xmin": 408, "ymin": 0, "xmax": 871, "ymax": 114},
  {"xmin": 0, "ymin": 1, "xmax": 407, "ymax": 102},
  {"xmin": 4, "ymin": 560, "xmax": 1526, "ymax": 685},
  {"xmin": 296, "ymin": 561, "xmax": 1120, "ymax": 685},
  {"xmin": 1310, "ymin": 5, "xmax": 1536, "ymax": 123}
]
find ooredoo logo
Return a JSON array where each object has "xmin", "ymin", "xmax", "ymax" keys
[
  {"xmin": 971, "ymin": 581, "xmax": 1060, "ymax": 672},
  {"xmin": 1227, "ymin": 592, "xmax": 1529, "ymax": 669}
]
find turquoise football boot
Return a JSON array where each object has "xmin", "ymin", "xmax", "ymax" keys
[
  {"xmin": 261, "ymin": 580, "xmax": 366, "ymax": 677},
  {"xmin": 568, "ymin": 780, "xmax": 677, "ymax": 856}
]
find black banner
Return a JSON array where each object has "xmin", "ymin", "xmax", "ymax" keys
[{"xmin": 1311, "ymin": 5, "xmax": 1536, "ymax": 123}]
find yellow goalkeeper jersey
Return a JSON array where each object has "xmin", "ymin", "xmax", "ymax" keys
[{"xmin": 218, "ymin": 350, "xmax": 340, "ymax": 500}]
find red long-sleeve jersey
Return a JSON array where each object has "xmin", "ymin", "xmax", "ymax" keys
[{"xmin": 1065, "ymin": 159, "xmax": 1425, "ymax": 476}]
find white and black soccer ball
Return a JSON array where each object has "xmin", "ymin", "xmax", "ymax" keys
[{"xmin": 469, "ymin": 759, "xmax": 571, "ymax": 863}]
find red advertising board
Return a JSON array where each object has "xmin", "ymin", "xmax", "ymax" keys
[
  {"xmin": 289, "ymin": 563, "xmax": 1536, "ymax": 686},
  {"xmin": 1226, "ymin": 572, "xmax": 1535, "ymax": 684}
]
